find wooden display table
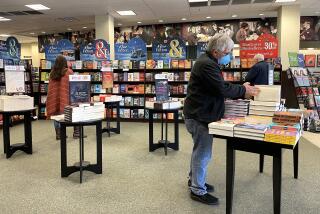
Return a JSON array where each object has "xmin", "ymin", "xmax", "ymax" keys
[
  {"xmin": 59, "ymin": 119, "xmax": 103, "ymax": 183},
  {"xmin": 212, "ymin": 134, "xmax": 299, "ymax": 214},
  {"xmin": 1, "ymin": 109, "xmax": 34, "ymax": 158},
  {"xmin": 147, "ymin": 108, "xmax": 180, "ymax": 155}
]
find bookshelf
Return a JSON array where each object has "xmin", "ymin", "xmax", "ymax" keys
[
  {"xmin": 37, "ymin": 59, "xmax": 282, "ymax": 122},
  {"xmin": 0, "ymin": 60, "xmax": 35, "ymax": 126}
]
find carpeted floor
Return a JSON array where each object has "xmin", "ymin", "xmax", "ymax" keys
[{"xmin": 0, "ymin": 120, "xmax": 319, "ymax": 214}]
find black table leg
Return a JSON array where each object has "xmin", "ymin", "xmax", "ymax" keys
[
  {"xmin": 164, "ymin": 113, "xmax": 168, "ymax": 156},
  {"xmin": 116, "ymin": 103, "xmax": 120, "ymax": 134},
  {"xmin": 3, "ymin": 114, "xmax": 10, "ymax": 154},
  {"xmin": 293, "ymin": 142, "xmax": 299, "ymax": 179},
  {"xmin": 161, "ymin": 113, "xmax": 164, "ymax": 142},
  {"xmin": 149, "ymin": 110, "xmax": 154, "ymax": 152},
  {"xmin": 79, "ymin": 125, "xmax": 84, "ymax": 183},
  {"xmin": 107, "ymin": 106, "xmax": 111, "ymax": 137},
  {"xmin": 96, "ymin": 122, "xmax": 102, "ymax": 174},
  {"xmin": 60, "ymin": 124, "xmax": 68, "ymax": 177},
  {"xmin": 273, "ymin": 149, "xmax": 282, "ymax": 214},
  {"xmin": 173, "ymin": 111, "xmax": 179, "ymax": 150},
  {"xmin": 226, "ymin": 140, "xmax": 235, "ymax": 214},
  {"xmin": 259, "ymin": 154, "xmax": 264, "ymax": 173},
  {"xmin": 24, "ymin": 112, "xmax": 32, "ymax": 154}
]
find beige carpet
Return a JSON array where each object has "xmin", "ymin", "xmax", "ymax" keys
[{"xmin": 0, "ymin": 120, "xmax": 319, "ymax": 214}]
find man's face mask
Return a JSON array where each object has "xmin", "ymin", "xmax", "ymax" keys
[{"xmin": 218, "ymin": 53, "xmax": 232, "ymax": 65}]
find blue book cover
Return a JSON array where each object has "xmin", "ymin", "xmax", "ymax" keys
[
  {"xmin": 155, "ymin": 78, "xmax": 169, "ymax": 101},
  {"xmin": 297, "ymin": 54, "xmax": 305, "ymax": 67},
  {"xmin": 69, "ymin": 81, "xmax": 91, "ymax": 104}
]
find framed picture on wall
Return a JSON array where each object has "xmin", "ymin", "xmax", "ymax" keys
[
  {"xmin": 305, "ymin": 54, "xmax": 316, "ymax": 67},
  {"xmin": 317, "ymin": 54, "xmax": 320, "ymax": 67}
]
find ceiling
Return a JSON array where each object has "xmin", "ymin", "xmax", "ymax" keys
[{"xmin": 0, "ymin": 0, "xmax": 319, "ymax": 43}]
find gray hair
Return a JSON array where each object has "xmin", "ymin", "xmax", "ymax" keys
[
  {"xmin": 206, "ymin": 34, "xmax": 234, "ymax": 53},
  {"xmin": 254, "ymin": 54, "xmax": 265, "ymax": 62}
]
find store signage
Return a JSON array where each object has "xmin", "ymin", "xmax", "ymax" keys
[
  {"xmin": 240, "ymin": 34, "xmax": 278, "ymax": 59},
  {"xmin": 197, "ymin": 42, "xmax": 208, "ymax": 57},
  {"xmin": 69, "ymin": 75, "xmax": 91, "ymax": 104},
  {"xmin": 152, "ymin": 38, "xmax": 186, "ymax": 60},
  {"xmin": 80, "ymin": 39, "xmax": 110, "ymax": 61},
  {"xmin": 94, "ymin": 39, "xmax": 110, "ymax": 60},
  {"xmin": 155, "ymin": 74, "xmax": 169, "ymax": 102},
  {"xmin": 5, "ymin": 65, "xmax": 25, "ymax": 93},
  {"xmin": 45, "ymin": 39, "xmax": 75, "ymax": 61},
  {"xmin": 115, "ymin": 37, "xmax": 147, "ymax": 60},
  {"xmin": 0, "ymin": 37, "xmax": 21, "ymax": 64}
]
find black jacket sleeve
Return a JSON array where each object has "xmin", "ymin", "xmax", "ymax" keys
[
  {"xmin": 200, "ymin": 62, "xmax": 246, "ymax": 99},
  {"xmin": 245, "ymin": 65, "xmax": 259, "ymax": 83}
]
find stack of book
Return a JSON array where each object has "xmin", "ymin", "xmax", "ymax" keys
[
  {"xmin": 208, "ymin": 121, "xmax": 235, "ymax": 137},
  {"xmin": 264, "ymin": 129, "xmax": 301, "ymax": 145},
  {"xmin": 272, "ymin": 111, "xmax": 304, "ymax": 126},
  {"xmin": 250, "ymin": 85, "xmax": 282, "ymax": 117},
  {"xmin": 233, "ymin": 123, "xmax": 269, "ymax": 141},
  {"xmin": 224, "ymin": 99, "xmax": 249, "ymax": 118},
  {"xmin": 145, "ymin": 100, "xmax": 181, "ymax": 110},
  {"xmin": 64, "ymin": 102, "xmax": 104, "ymax": 122}
]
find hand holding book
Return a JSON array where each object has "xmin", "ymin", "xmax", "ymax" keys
[{"xmin": 243, "ymin": 82, "xmax": 260, "ymax": 99}]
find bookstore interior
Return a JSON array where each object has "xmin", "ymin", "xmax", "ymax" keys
[{"xmin": 0, "ymin": 0, "xmax": 320, "ymax": 213}]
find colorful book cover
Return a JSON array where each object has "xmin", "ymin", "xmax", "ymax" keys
[
  {"xmin": 146, "ymin": 60, "xmax": 156, "ymax": 69},
  {"xmin": 240, "ymin": 59, "xmax": 248, "ymax": 68},
  {"xmin": 139, "ymin": 61, "xmax": 146, "ymax": 69},
  {"xmin": 184, "ymin": 60, "xmax": 192, "ymax": 69},
  {"xmin": 305, "ymin": 54, "xmax": 316, "ymax": 67},
  {"xmin": 102, "ymin": 71, "xmax": 113, "ymax": 89},
  {"xmin": 178, "ymin": 60, "xmax": 185, "ymax": 69},
  {"xmin": 317, "ymin": 55, "xmax": 320, "ymax": 67},
  {"xmin": 288, "ymin": 52, "xmax": 299, "ymax": 67},
  {"xmin": 297, "ymin": 54, "xmax": 305, "ymax": 67},
  {"xmin": 139, "ymin": 72, "xmax": 144, "ymax": 81},
  {"xmin": 163, "ymin": 59, "xmax": 171, "ymax": 69},
  {"xmin": 155, "ymin": 77, "xmax": 169, "ymax": 101},
  {"xmin": 112, "ymin": 84, "xmax": 119, "ymax": 94},
  {"xmin": 171, "ymin": 60, "xmax": 179, "ymax": 69}
]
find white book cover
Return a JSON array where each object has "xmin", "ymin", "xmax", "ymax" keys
[
  {"xmin": 133, "ymin": 72, "xmax": 140, "ymax": 81},
  {"xmin": 249, "ymin": 110, "xmax": 274, "ymax": 117},
  {"xmin": 168, "ymin": 73, "xmax": 174, "ymax": 82},
  {"xmin": 209, "ymin": 129, "xmax": 233, "ymax": 137},
  {"xmin": 234, "ymin": 131, "xmax": 265, "ymax": 138},
  {"xmin": 128, "ymin": 73, "xmax": 134, "ymax": 81},
  {"xmin": 234, "ymin": 134, "xmax": 264, "ymax": 141},
  {"xmin": 208, "ymin": 122, "xmax": 235, "ymax": 131},
  {"xmin": 75, "ymin": 61, "xmax": 83, "ymax": 69},
  {"xmin": 157, "ymin": 60, "xmax": 164, "ymax": 69},
  {"xmin": 254, "ymin": 85, "xmax": 281, "ymax": 102},
  {"xmin": 250, "ymin": 106, "xmax": 280, "ymax": 111},
  {"xmin": 250, "ymin": 100, "xmax": 280, "ymax": 107},
  {"xmin": 0, "ymin": 59, "xmax": 3, "ymax": 69}
]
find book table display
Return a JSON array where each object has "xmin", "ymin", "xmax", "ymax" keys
[
  {"xmin": 102, "ymin": 100, "xmax": 121, "ymax": 137},
  {"xmin": 1, "ymin": 108, "xmax": 34, "ymax": 158},
  {"xmin": 147, "ymin": 105, "xmax": 180, "ymax": 155},
  {"xmin": 209, "ymin": 112, "xmax": 303, "ymax": 214},
  {"xmin": 59, "ymin": 119, "xmax": 103, "ymax": 184}
]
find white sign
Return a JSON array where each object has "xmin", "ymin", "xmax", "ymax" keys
[
  {"xmin": 5, "ymin": 65, "xmax": 25, "ymax": 93},
  {"xmin": 69, "ymin": 75, "xmax": 91, "ymax": 82}
]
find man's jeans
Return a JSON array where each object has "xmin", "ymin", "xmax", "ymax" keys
[{"xmin": 185, "ymin": 118, "xmax": 213, "ymax": 196}]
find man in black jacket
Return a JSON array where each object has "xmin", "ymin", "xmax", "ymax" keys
[
  {"xmin": 184, "ymin": 34, "xmax": 259, "ymax": 205},
  {"xmin": 245, "ymin": 54, "xmax": 269, "ymax": 85}
]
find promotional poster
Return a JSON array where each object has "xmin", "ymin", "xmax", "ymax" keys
[
  {"xmin": 69, "ymin": 75, "xmax": 91, "ymax": 104},
  {"xmin": 155, "ymin": 74, "xmax": 169, "ymax": 102},
  {"xmin": 45, "ymin": 39, "xmax": 75, "ymax": 61},
  {"xmin": 0, "ymin": 37, "xmax": 21, "ymax": 65},
  {"xmin": 115, "ymin": 37, "xmax": 146, "ymax": 60},
  {"xmin": 152, "ymin": 38, "xmax": 186, "ymax": 60},
  {"xmin": 196, "ymin": 42, "xmax": 208, "ymax": 58}
]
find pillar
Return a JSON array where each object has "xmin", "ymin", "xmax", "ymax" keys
[
  {"xmin": 277, "ymin": 5, "xmax": 301, "ymax": 70},
  {"xmin": 95, "ymin": 14, "xmax": 115, "ymax": 60}
]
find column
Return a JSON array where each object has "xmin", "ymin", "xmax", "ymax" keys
[
  {"xmin": 277, "ymin": 5, "xmax": 301, "ymax": 70},
  {"xmin": 95, "ymin": 14, "xmax": 115, "ymax": 60}
]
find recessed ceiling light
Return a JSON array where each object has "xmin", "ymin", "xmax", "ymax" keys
[
  {"xmin": 316, "ymin": 11, "xmax": 320, "ymax": 14},
  {"xmin": 82, "ymin": 26, "xmax": 87, "ymax": 29},
  {"xmin": 181, "ymin": 18, "xmax": 187, "ymax": 21},
  {"xmin": 188, "ymin": 0, "xmax": 208, "ymax": 2},
  {"xmin": 0, "ymin": 34, "xmax": 10, "ymax": 37},
  {"xmin": 30, "ymin": 32, "xmax": 35, "ymax": 35},
  {"xmin": 259, "ymin": 13, "xmax": 264, "ymax": 16},
  {"xmin": 118, "ymin": 23, "xmax": 122, "ymax": 26},
  {"xmin": 0, "ymin": 16, "xmax": 11, "ymax": 21},
  {"xmin": 206, "ymin": 16, "xmax": 211, "ymax": 19},
  {"xmin": 116, "ymin": 10, "xmax": 136, "ymax": 16},
  {"xmin": 275, "ymin": 0, "xmax": 296, "ymax": 2},
  {"xmin": 41, "ymin": 32, "xmax": 46, "ymax": 34},
  {"xmin": 159, "ymin": 20, "xmax": 164, "ymax": 23},
  {"xmin": 67, "ymin": 28, "xmax": 72, "ymax": 31},
  {"xmin": 232, "ymin": 14, "xmax": 238, "ymax": 18},
  {"xmin": 25, "ymin": 4, "xmax": 50, "ymax": 11},
  {"xmin": 137, "ymin": 21, "xmax": 142, "ymax": 24}
]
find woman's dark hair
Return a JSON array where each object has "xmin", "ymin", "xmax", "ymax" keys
[
  {"xmin": 50, "ymin": 55, "xmax": 68, "ymax": 80},
  {"xmin": 240, "ymin": 22, "xmax": 249, "ymax": 29}
]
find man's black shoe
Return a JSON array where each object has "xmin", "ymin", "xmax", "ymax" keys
[
  {"xmin": 190, "ymin": 192, "xmax": 219, "ymax": 205},
  {"xmin": 188, "ymin": 180, "xmax": 214, "ymax": 192}
]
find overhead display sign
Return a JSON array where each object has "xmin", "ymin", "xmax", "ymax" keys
[
  {"xmin": 80, "ymin": 39, "xmax": 110, "ymax": 61},
  {"xmin": 45, "ymin": 39, "xmax": 75, "ymax": 61},
  {"xmin": 240, "ymin": 34, "xmax": 278, "ymax": 59},
  {"xmin": 0, "ymin": 37, "xmax": 21, "ymax": 65},
  {"xmin": 152, "ymin": 38, "xmax": 186, "ymax": 60},
  {"xmin": 197, "ymin": 42, "xmax": 208, "ymax": 57},
  {"xmin": 115, "ymin": 37, "xmax": 147, "ymax": 60}
]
